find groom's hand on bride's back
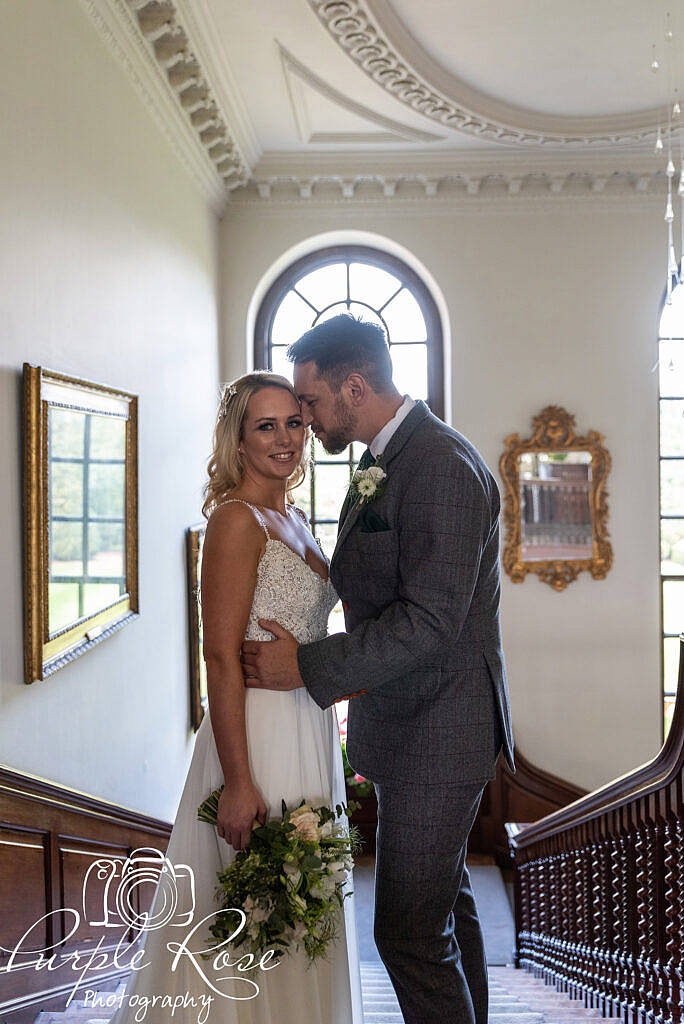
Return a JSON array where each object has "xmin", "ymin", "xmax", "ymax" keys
[{"xmin": 241, "ymin": 620, "xmax": 304, "ymax": 691}]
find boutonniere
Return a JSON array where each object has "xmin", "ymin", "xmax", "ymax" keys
[{"xmin": 351, "ymin": 456, "xmax": 387, "ymax": 505}]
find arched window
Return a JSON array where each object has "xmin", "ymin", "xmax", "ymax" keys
[
  {"xmin": 254, "ymin": 245, "xmax": 444, "ymax": 562},
  {"xmin": 658, "ymin": 286, "xmax": 684, "ymax": 737}
]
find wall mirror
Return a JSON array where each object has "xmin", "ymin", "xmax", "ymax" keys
[
  {"xmin": 186, "ymin": 523, "xmax": 207, "ymax": 731},
  {"xmin": 22, "ymin": 363, "xmax": 138, "ymax": 682},
  {"xmin": 499, "ymin": 406, "xmax": 612, "ymax": 591}
]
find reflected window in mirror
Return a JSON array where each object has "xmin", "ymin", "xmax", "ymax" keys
[{"xmin": 519, "ymin": 451, "xmax": 593, "ymax": 562}]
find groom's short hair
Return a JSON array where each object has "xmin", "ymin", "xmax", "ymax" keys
[{"xmin": 287, "ymin": 313, "xmax": 394, "ymax": 393}]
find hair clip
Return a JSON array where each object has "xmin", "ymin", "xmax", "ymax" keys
[{"xmin": 226, "ymin": 383, "xmax": 238, "ymax": 397}]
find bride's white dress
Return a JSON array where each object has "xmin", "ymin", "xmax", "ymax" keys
[{"xmin": 109, "ymin": 500, "xmax": 364, "ymax": 1024}]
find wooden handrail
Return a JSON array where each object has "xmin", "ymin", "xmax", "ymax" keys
[
  {"xmin": 510, "ymin": 636, "xmax": 684, "ymax": 850},
  {"xmin": 506, "ymin": 636, "xmax": 684, "ymax": 1024}
]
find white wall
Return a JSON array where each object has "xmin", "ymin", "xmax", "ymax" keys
[
  {"xmin": 219, "ymin": 199, "xmax": 665, "ymax": 793},
  {"xmin": 0, "ymin": 1, "xmax": 220, "ymax": 821}
]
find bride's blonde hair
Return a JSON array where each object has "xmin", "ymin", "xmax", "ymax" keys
[{"xmin": 201, "ymin": 371, "xmax": 309, "ymax": 519}]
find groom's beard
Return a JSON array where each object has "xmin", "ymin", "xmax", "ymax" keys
[{"xmin": 318, "ymin": 395, "xmax": 357, "ymax": 455}]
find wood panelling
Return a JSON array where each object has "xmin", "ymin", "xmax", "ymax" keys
[
  {"xmin": 470, "ymin": 749, "xmax": 586, "ymax": 869},
  {"xmin": 0, "ymin": 766, "xmax": 171, "ymax": 1020}
]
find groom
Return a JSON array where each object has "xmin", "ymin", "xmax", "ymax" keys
[{"xmin": 241, "ymin": 313, "xmax": 515, "ymax": 1024}]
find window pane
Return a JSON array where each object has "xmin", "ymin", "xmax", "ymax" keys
[
  {"xmin": 662, "ymin": 519, "xmax": 684, "ymax": 575},
  {"xmin": 49, "ymin": 582, "xmax": 80, "ymax": 632},
  {"xmin": 663, "ymin": 579, "xmax": 684, "ymax": 635},
  {"xmin": 390, "ymin": 344, "xmax": 428, "ymax": 399},
  {"xmin": 289, "ymin": 476, "xmax": 311, "ymax": 518},
  {"xmin": 660, "ymin": 400, "xmax": 684, "ymax": 455},
  {"xmin": 315, "ymin": 302, "xmax": 385, "ymax": 331},
  {"xmin": 51, "ymin": 520, "xmax": 83, "ymax": 577},
  {"xmin": 664, "ymin": 636, "xmax": 682, "ymax": 694},
  {"xmin": 295, "ymin": 263, "xmax": 346, "ymax": 310},
  {"xmin": 50, "ymin": 408, "xmax": 85, "ymax": 458},
  {"xmin": 88, "ymin": 522, "xmax": 125, "ymax": 578},
  {"xmin": 315, "ymin": 521, "xmax": 338, "ymax": 559},
  {"xmin": 88, "ymin": 463, "xmax": 125, "ymax": 518},
  {"xmin": 659, "ymin": 340, "xmax": 684, "ymax": 397},
  {"xmin": 661, "ymin": 461, "xmax": 684, "ymax": 515},
  {"xmin": 90, "ymin": 415, "xmax": 126, "ymax": 459},
  {"xmin": 313, "ymin": 463, "xmax": 352, "ymax": 519},
  {"xmin": 659, "ymin": 285, "xmax": 684, "ymax": 337},
  {"xmin": 270, "ymin": 346, "xmax": 293, "ymax": 381},
  {"xmin": 271, "ymin": 290, "xmax": 315, "ymax": 346},
  {"xmin": 51, "ymin": 462, "xmax": 83, "ymax": 517},
  {"xmin": 349, "ymin": 262, "xmax": 400, "ymax": 309},
  {"xmin": 383, "ymin": 288, "xmax": 427, "ymax": 342},
  {"xmin": 83, "ymin": 582, "xmax": 123, "ymax": 615}
]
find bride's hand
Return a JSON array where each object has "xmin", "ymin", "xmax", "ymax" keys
[{"xmin": 217, "ymin": 781, "xmax": 267, "ymax": 852}]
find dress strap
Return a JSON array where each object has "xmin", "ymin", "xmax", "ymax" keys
[{"xmin": 214, "ymin": 498, "xmax": 270, "ymax": 541}]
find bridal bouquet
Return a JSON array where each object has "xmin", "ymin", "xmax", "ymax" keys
[{"xmin": 197, "ymin": 789, "xmax": 362, "ymax": 964}]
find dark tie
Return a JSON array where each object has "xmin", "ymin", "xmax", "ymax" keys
[{"xmin": 338, "ymin": 447, "xmax": 375, "ymax": 533}]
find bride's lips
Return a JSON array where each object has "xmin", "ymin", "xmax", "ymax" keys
[{"xmin": 269, "ymin": 451, "xmax": 296, "ymax": 463}]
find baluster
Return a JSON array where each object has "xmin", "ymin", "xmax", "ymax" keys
[
  {"xmin": 559, "ymin": 840, "xmax": 572, "ymax": 994},
  {"xmin": 519, "ymin": 859, "xmax": 531, "ymax": 972},
  {"xmin": 661, "ymin": 794, "xmax": 680, "ymax": 1024}
]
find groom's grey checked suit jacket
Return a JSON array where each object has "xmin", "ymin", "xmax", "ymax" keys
[{"xmin": 297, "ymin": 398, "xmax": 515, "ymax": 787}]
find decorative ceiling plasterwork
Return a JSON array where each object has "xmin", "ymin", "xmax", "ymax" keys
[
  {"xmin": 236, "ymin": 151, "xmax": 666, "ymax": 204},
  {"xmin": 279, "ymin": 44, "xmax": 443, "ymax": 145},
  {"xmin": 308, "ymin": 0, "xmax": 671, "ymax": 149},
  {"xmin": 125, "ymin": 0, "xmax": 250, "ymax": 186},
  {"xmin": 79, "ymin": 0, "xmax": 251, "ymax": 208}
]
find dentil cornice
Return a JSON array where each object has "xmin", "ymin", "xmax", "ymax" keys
[
  {"xmin": 308, "ymin": 0, "xmax": 671, "ymax": 149},
  {"xmin": 234, "ymin": 150, "xmax": 668, "ymax": 204},
  {"xmin": 79, "ymin": 0, "xmax": 251, "ymax": 211}
]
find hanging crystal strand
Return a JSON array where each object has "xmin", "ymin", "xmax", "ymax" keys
[{"xmin": 666, "ymin": 150, "xmax": 676, "ymax": 303}]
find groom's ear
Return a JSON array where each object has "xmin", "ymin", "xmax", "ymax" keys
[{"xmin": 343, "ymin": 373, "xmax": 370, "ymax": 405}]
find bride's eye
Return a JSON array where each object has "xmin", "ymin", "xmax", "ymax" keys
[{"xmin": 288, "ymin": 418, "xmax": 303, "ymax": 427}]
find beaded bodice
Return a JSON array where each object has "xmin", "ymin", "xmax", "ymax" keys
[{"xmin": 213, "ymin": 499, "xmax": 339, "ymax": 644}]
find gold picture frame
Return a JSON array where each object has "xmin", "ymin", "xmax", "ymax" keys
[
  {"xmin": 22, "ymin": 363, "xmax": 139, "ymax": 683},
  {"xmin": 499, "ymin": 406, "xmax": 613, "ymax": 592},
  {"xmin": 186, "ymin": 523, "xmax": 207, "ymax": 730}
]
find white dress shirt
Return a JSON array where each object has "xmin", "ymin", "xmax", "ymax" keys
[{"xmin": 369, "ymin": 394, "xmax": 416, "ymax": 459}]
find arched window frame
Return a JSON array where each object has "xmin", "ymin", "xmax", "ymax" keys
[
  {"xmin": 657, "ymin": 278, "xmax": 684, "ymax": 740},
  {"xmin": 253, "ymin": 245, "xmax": 445, "ymax": 419},
  {"xmin": 252, "ymin": 244, "xmax": 445, "ymax": 556}
]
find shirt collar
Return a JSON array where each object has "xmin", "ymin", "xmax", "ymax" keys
[{"xmin": 369, "ymin": 395, "xmax": 416, "ymax": 459}]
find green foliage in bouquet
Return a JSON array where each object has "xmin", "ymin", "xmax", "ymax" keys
[{"xmin": 197, "ymin": 789, "xmax": 362, "ymax": 966}]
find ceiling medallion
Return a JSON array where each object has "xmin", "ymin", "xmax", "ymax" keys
[{"xmin": 308, "ymin": 0, "xmax": 665, "ymax": 148}]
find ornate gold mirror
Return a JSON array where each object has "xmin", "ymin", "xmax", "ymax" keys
[
  {"xmin": 22, "ymin": 364, "xmax": 139, "ymax": 682},
  {"xmin": 499, "ymin": 406, "xmax": 612, "ymax": 591}
]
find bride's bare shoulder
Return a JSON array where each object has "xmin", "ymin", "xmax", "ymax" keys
[{"xmin": 205, "ymin": 499, "xmax": 264, "ymax": 552}]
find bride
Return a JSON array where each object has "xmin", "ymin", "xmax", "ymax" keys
[{"xmin": 109, "ymin": 371, "xmax": 364, "ymax": 1024}]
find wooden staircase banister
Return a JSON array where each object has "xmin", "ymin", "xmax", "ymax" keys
[
  {"xmin": 509, "ymin": 635, "xmax": 684, "ymax": 850},
  {"xmin": 506, "ymin": 636, "xmax": 684, "ymax": 1024}
]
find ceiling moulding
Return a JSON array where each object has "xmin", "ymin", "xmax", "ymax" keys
[
  {"xmin": 79, "ymin": 0, "xmax": 251, "ymax": 209},
  {"xmin": 308, "ymin": 0, "xmax": 672, "ymax": 149},
  {"xmin": 279, "ymin": 44, "xmax": 443, "ymax": 145},
  {"xmin": 233, "ymin": 167, "xmax": 666, "ymax": 204}
]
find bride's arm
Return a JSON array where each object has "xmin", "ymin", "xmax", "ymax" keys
[{"xmin": 201, "ymin": 502, "xmax": 268, "ymax": 852}]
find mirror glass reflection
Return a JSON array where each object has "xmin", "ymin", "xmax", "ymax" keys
[
  {"xmin": 518, "ymin": 451, "xmax": 593, "ymax": 562},
  {"xmin": 48, "ymin": 406, "xmax": 127, "ymax": 634}
]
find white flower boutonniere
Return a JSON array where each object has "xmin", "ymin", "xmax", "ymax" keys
[{"xmin": 351, "ymin": 458, "xmax": 387, "ymax": 505}]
